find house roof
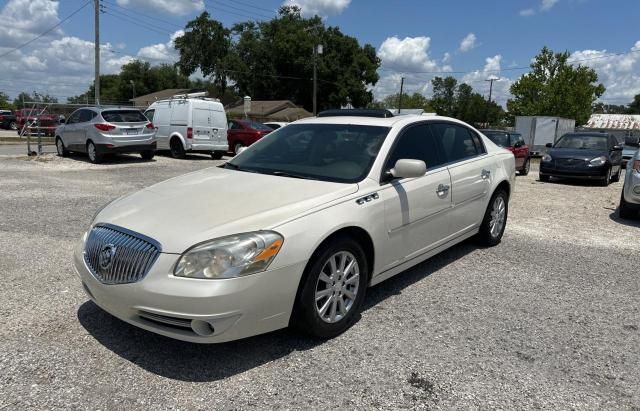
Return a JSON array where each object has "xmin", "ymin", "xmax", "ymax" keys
[
  {"xmin": 130, "ymin": 89, "xmax": 190, "ymax": 107},
  {"xmin": 267, "ymin": 107, "xmax": 313, "ymax": 121},
  {"xmin": 585, "ymin": 114, "xmax": 640, "ymax": 130},
  {"xmin": 226, "ymin": 100, "xmax": 296, "ymax": 116}
]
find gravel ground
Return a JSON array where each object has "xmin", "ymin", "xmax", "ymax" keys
[{"xmin": 0, "ymin": 153, "xmax": 638, "ymax": 410}]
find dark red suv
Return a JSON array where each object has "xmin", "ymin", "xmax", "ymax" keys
[
  {"xmin": 481, "ymin": 129, "xmax": 531, "ymax": 175},
  {"xmin": 227, "ymin": 119, "xmax": 273, "ymax": 154}
]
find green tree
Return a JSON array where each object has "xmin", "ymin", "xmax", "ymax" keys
[
  {"xmin": 592, "ymin": 102, "xmax": 627, "ymax": 114},
  {"xmin": 371, "ymin": 92, "xmax": 432, "ymax": 111},
  {"xmin": 0, "ymin": 91, "xmax": 14, "ymax": 109},
  {"xmin": 507, "ymin": 46, "xmax": 605, "ymax": 125},
  {"xmin": 431, "ymin": 76, "xmax": 458, "ymax": 117},
  {"xmin": 627, "ymin": 94, "xmax": 640, "ymax": 114},
  {"xmin": 13, "ymin": 91, "xmax": 58, "ymax": 108}
]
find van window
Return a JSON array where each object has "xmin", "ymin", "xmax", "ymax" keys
[{"xmin": 144, "ymin": 110, "xmax": 154, "ymax": 122}]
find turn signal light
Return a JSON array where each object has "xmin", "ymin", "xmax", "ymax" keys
[
  {"xmin": 187, "ymin": 127, "xmax": 193, "ymax": 139},
  {"xmin": 94, "ymin": 123, "xmax": 115, "ymax": 131},
  {"xmin": 145, "ymin": 122, "xmax": 154, "ymax": 129},
  {"xmin": 633, "ymin": 160, "xmax": 640, "ymax": 172}
]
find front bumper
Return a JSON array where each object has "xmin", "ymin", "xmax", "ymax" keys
[
  {"xmin": 74, "ymin": 242, "xmax": 306, "ymax": 343},
  {"xmin": 539, "ymin": 162, "xmax": 608, "ymax": 180}
]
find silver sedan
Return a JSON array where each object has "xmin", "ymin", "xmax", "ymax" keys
[{"xmin": 620, "ymin": 146, "xmax": 640, "ymax": 219}]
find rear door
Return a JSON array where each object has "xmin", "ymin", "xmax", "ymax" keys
[
  {"xmin": 608, "ymin": 134, "xmax": 622, "ymax": 172},
  {"xmin": 211, "ymin": 105, "xmax": 228, "ymax": 148},
  {"xmin": 430, "ymin": 122, "xmax": 494, "ymax": 236},
  {"xmin": 150, "ymin": 103, "xmax": 172, "ymax": 149},
  {"xmin": 380, "ymin": 123, "xmax": 452, "ymax": 270},
  {"xmin": 191, "ymin": 101, "xmax": 213, "ymax": 146}
]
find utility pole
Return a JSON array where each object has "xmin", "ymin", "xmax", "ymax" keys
[
  {"xmin": 94, "ymin": 0, "xmax": 100, "ymax": 106},
  {"xmin": 398, "ymin": 77, "xmax": 405, "ymax": 113},
  {"xmin": 312, "ymin": 44, "xmax": 323, "ymax": 116},
  {"xmin": 485, "ymin": 77, "xmax": 497, "ymax": 126}
]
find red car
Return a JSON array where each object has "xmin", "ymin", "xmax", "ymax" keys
[
  {"xmin": 481, "ymin": 129, "xmax": 531, "ymax": 175},
  {"xmin": 227, "ymin": 119, "xmax": 273, "ymax": 154},
  {"xmin": 15, "ymin": 108, "xmax": 59, "ymax": 136}
]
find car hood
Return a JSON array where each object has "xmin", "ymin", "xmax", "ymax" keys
[
  {"xmin": 94, "ymin": 167, "xmax": 358, "ymax": 253},
  {"xmin": 548, "ymin": 148, "xmax": 607, "ymax": 160}
]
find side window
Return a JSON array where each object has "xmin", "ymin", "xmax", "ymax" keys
[
  {"xmin": 430, "ymin": 123, "xmax": 480, "ymax": 163},
  {"xmin": 78, "ymin": 110, "xmax": 94, "ymax": 123},
  {"xmin": 144, "ymin": 110, "xmax": 155, "ymax": 122},
  {"xmin": 470, "ymin": 130, "xmax": 486, "ymax": 153},
  {"xmin": 66, "ymin": 110, "xmax": 82, "ymax": 124},
  {"xmin": 385, "ymin": 124, "xmax": 444, "ymax": 171}
]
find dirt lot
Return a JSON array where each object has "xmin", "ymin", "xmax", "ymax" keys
[{"xmin": 0, "ymin": 153, "xmax": 638, "ymax": 410}]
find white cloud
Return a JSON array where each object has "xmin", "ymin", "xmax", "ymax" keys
[
  {"xmin": 459, "ymin": 33, "xmax": 477, "ymax": 53},
  {"xmin": 442, "ymin": 52, "xmax": 452, "ymax": 64},
  {"xmin": 460, "ymin": 55, "xmax": 512, "ymax": 106},
  {"xmin": 283, "ymin": 0, "xmax": 351, "ymax": 16},
  {"xmin": 0, "ymin": 0, "xmax": 61, "ymax": 47},
  {"xmin": 519, "ymin": 8, "xmax": 535, "ymax": 16},
  {"xmin": 116, "ymin": 0, "xmax": 204, "ymax": 15},
  {"xmin": 137, "ymin": 30, "xmax": 184, "ymax": 63},
  {"xmin": 520, "ymin": 0, "xmax": 559, "ymax": 16}
]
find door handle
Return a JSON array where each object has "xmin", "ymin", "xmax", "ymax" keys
[
  {"xmin": 481, "ymin": 169, "xmax": 491, "ymax": 179},
  {"xmin": 436, "ymin": 184, "xmax": 450, "ymax": 197}
]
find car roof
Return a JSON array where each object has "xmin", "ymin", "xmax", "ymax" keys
[
  {"xmin": 480, "ymin": 129, "xmax": 514, "ymax": 134},
  {"xmin": 293, "ymin": 113, "xmax": 470, "ymax": 129},
  {"xmin": 563, "ymin": 131, "xmax": 610, "ymax": 137}
]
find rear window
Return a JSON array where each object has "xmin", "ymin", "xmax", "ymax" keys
[
  {"xmin": 483, "ymin": 131, "xmax": 510, "ymax": 147},
  {"xmin": 101, "ymin": 110, "xmax": 147, "ymax": 123}
]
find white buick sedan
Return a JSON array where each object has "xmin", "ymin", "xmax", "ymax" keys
[{"xmin": 75, "ymin": 110, "xmax": 515, "ymax": 343}]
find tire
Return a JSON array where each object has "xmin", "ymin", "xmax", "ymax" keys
[
  {"xmin": 9, "ymin": 121, "xmax": 17, "ymax": 131},
  {"xmin": 476, "ymin": 189, "xmax": 509, "ymax": 247},
  {"xmin": 619, "ymin": 191, "xmax": 636, "ymax": 219},
  {"xmin": 211, "ymin": 151, "xmax": 224, "ymax": 160},
  {"xmin": 170, "ymin": 138, "xmax": 186, "ymax": 159},
  {"xmin": 292, "ymin": 236, "xmax": 368, "ymax": 339},
  {"xmin": 519, "ymin": 158, "xmax": 530, "ymax": 176},
  {"xmin": 599, "ymin": 167, "xmax": 611, "ymax": 187},
  {"xmin": 140, "ymin": 150, "xmax": 155, "ymax": 160},
  {"xmin": 234, "ymin": 142, "xmax": 244, "ymax": 155},
  {"xmin": 55, "ymin": 137, "xmax": 68, "ymax": 157},
  {"xmin": 611, "ymin": 166, "xmax": 621, "ymax": 183},
  {"xmin": 86, "ymin": 141, "xmax": 103, "ymax": 164},
  {"xmin": 539, "ymin": 174, "xmax": 550, "ymax": 182}
]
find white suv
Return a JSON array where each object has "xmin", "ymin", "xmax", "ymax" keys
[
  {"xmin": 145, "ymin": 95, "xmax": 228, "ymax": 159},
  {"xmin": 75, "ymin": 109, "xmax": 516, "ymax": 343}
]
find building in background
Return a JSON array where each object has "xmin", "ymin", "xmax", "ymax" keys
[
  {"xmin": 130, "ymin": 89, "xmax": 191, "ymax": 108},
  {"xmin": 226, "ymin": 100, "xmax": 312, "ymax": 122},
  {"xmin": 584, "ymin": 114, "xmax": 640, "ymax": 144}
]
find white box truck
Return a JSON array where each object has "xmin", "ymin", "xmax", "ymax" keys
[{"xmin": 515, "ymin": 116, "xmax": 575, "ymax": 156}]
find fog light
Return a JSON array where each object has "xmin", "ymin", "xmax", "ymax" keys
[{"xmin": 633, "ymin": 185, "xmax": 640, "ymax": 195}]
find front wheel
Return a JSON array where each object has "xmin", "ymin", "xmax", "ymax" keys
[
  {"xmin": 293, "ymin": 236, "xmax": 368, "ymax": 339},
  {"xmin": 599, "ymin": 167, "xmax": 611, "ymax": 187},
  {"xmin": 140, "ymin": 150, "xmax": 155, "ymax": 160},
  {"xmin": 234, "ymin": 142, "xmax": 244, "ymax": 155},
  {"xmin": 9, "ymin": 121, "xmax": 17, "ymax": 131},
  {"xmin": 56, "ymin": 137, "xmax": 68, "ymax": 157},
  {"xmin": 619, "ymin": 191, "xmax": 636, "ymax": 219},
  {"xmin": 611, "ymin": 167, "xmax": 621, "ymax": 183},
  {"xmin": 539, "ymin": 174, "xmax": 550, "ymax": 182},
  {"xmin": 520, "ymin": 158, "xmax": 530, "ymax": 176},
  {"xmin": 476, "ymin": 189, "xmax": 508, "ymax": 246}
]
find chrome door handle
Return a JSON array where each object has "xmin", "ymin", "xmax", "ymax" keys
[
  {"xmin": 481, "ymin": 169, "xmax": 491, "ymax": 179},
  {"xmin": 436, "ymin": 184, "xmax": 450, "ymax": 197}
]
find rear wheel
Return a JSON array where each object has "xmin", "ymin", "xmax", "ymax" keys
[
  {"xmin": 234, "ymin": 142, "xmax": 244, "ymax": 155},
  {"xmin": 619, "ymin": 191, "xmax": 636, "ymax": 219},
  {"xmin": 9, "ymin": 121, "xmax": 17, "ymax": 131},
  {"xmin": 611, "ymin": 166, "xmax": 621, "ymax": 183},
  {"xmin": 292, "ymin": 236, "xmax": 368, "ymax": 339},
  {"xmin": 599, "ymin": 167, "xmax": 611, "ymax": 187},
  {"xmin": 56, "ymin": 137, "xmax": 68, "ymax": 157},
  {"xmin": 87, "ymin": 141, "xmax": 103, "ymax": 164},
  {"xmin": 520, "ymin": 158, "xmax": 530, "ymax": 176},
  {"xmin": 211, "ymin": 151, "xmax": 224, "ymax": 160},
  {"xmin": 170, "ymin": 138, "xmax": 186, "ymax": 159},
  {"xmin": 476, "ymin": 189, "xmax": 508, "ymax": 246},
  {"xmin": 140, "ymin": 150, "xmax": 155, "ymax": 160}
]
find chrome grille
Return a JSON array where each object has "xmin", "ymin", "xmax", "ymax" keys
[
  {"xmin": 84, "ymin": 224, "xmax": 161, "ymax": 285},
  {"xmin": 557, "ymin": 158, "xmax": 586, "ymax": 167}
]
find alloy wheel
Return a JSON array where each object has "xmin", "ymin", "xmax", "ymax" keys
[
  {"xmin": 88, "ymin": 143, "xmax": 96, "ymax": 162},
  {"xmin": 314, "ymin": 251, "xmax": 360, "ymax": 324},
  {"xmin": 489, "ymin": 196, "xmax": 506, "ymax": 238},
  {"xmin": 56, "ymin": 139, "xmax": 64, "ymax": 156}
]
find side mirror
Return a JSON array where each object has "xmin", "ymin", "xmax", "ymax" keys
[
  {"xmin": 545, "ymin": 143, "xmax": 553, "ymax": 148},
  {"xmin": 613, "ymin": 145, "xmax": 623, "ymax": 151},
  {"xmin": 390, "ymin": 159, "xmax": 427, "ymax": 179},
  {"xmin": 513, "ymin": 141, "xmax": 522, "ymax": 148}
]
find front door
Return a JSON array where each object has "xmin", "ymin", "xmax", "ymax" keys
[
  {"xmin": 380, "ymin": 123, "xmax": 452, "ymax": 271},
  {"xmin": 430, "ymin": 122, "xmax": 493, "ymax": 235},
  {"xmin": 62, "ymin": 110, "xmax": 83, "ymax": 150}
]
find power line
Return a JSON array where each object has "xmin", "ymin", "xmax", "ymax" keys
[
  {"xmin": 101, "ymin": 0, "xmax": 184, "ymax": 30},
  {"xmin": 211, "ymin": 0, "xmax": 273, "ymax": 19},
  {"xmin": 221, "ymin": 0, "xmax": 275, "ymax": 14},
  {"xmin": 203, "ymin": 0, "xmax": 269, "ymax": 21},
  {"xmin": 103, "ymin": 10, "xmax": 174, "ymax": 36},
  {"xmin": 0, "ymin": 0, "xmax": 92, "ymax": 59}
]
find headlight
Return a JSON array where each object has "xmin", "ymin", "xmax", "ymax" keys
[
  {"xmin": 542, "ymin": 154, "xmax": 552, "ymax": 162},
  {"xmin": 174, "ymin": 231, "xmax": 284, "ymax": 279},
  {"xmin": 589, "ymin": 156, "xmax": 607, "ymax": 166}
]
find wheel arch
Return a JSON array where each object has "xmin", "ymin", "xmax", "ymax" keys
[
  {"xmin": 495, "ymin": 179, "xmax": 511, "ymax": 199},
  {"xmin": 169, "ymin": 133, "xmax": 186, "ymax": 148}
]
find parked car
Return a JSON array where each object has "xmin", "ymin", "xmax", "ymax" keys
[
  {"xmin": 264, "ymin": 121, "xmax": 289, "ymax": 130},
  {"xmin": 55, "ymin": 107, "xmax": 156, "ymax": 164},
  {"xmin": 480, "ymin": 129, "xmax": 530, "ymax": 175},
  {"xmin": 15, "ymin": 108, "xmax": 59, "ymax": 136},
  {"xmin": 145, "ymin": 95, "xmax": 228, "ymax": 160},
  {"xmin": 0, "ymin": 110, "xmax": 17, "ymax": 130},
  {"xmin": 227, "ymin": 119, "xmax": 273, "ymax": 154},
  {"xmin": 75, "ymin": 109, "xmax": 516, "ymax": 343},
  {"xmin": 539, "ymin": 132, "xmax": 623, "ymax": 186},
  {"xmin": 622, "ymin": 145, "xmax": 638, "ymax": 168},
  {"xmin": 619, "ymin": 149, "xmax": 640, "ymax": 219}
]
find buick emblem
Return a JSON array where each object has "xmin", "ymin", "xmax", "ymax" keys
[{"xmin": 98, "ymin": 244, "xmax": 117, "ymax": 271}]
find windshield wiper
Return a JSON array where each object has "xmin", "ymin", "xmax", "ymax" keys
[
  {"xmin": 224, "ymin": 163, "xmax": 260, "ymax": 173},
  {"xmin": 270, "ymin": 171, "xmax": 319, "ymax": 180}
]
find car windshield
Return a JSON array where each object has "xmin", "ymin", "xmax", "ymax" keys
[
  {"xmin": 483, "ymin": 131, "xmax": 510, "ymax": 147},
  {"xmin": 225, "ymin": 123, "xmax": 391, "ymax": 183},
  {"xmin": 555, "ymin": 134, "xmax": 608, "ymax": 150},
  {"xmin": 102, "ymin": 110, "xmax": 147, "ymax": 123},
  {"xmin": 246, "ymin": 121, "xmax": 272, "ymax": 131}
]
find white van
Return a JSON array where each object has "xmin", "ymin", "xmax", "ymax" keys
[{"xmin": 145, "ymin": 95, "xmax": 228, "ymax": 159}]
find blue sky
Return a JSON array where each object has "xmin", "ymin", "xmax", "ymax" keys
[{"xmin": 1, "ymin": 0, "xmax": 639, "ymax": 106}]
